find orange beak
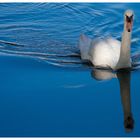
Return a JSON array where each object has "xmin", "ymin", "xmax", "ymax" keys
[{"xmin": 126, "ymin": 21, "xmax": 133, "ymax": 32}]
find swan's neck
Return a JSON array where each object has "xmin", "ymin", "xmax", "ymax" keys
[{"xmin": 116, "ymin": 28, "xmax": 132, "ymax": 69}]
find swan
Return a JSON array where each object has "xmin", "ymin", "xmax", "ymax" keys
[{"xmin": 79, "ymin": 10, "xmax": 134, "ymax": 70}]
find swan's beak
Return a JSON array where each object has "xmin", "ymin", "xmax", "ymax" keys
[{"xmin": 126, "ymin": 15, "xmax": 133, "ymax": 32}]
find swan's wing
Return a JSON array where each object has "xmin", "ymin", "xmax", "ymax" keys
[
  {"xmin": 88, "ymin": 38, "xmax": 121, "ymax": 69},
  {"xmin": 107, "ymin": 38, "xmax": 133, "ymax": 70},
  {"xmin": 106, "ymin": 38, "xmax": 121, "ymax": 59},
  {"xmin": 79, "ymin": 34, "xmax": 92, "ymax": 60}
]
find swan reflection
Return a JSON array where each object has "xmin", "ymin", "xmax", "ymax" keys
[{"xmin": 91, "ymin": 69, "xmax": 134, "ymax": 132}]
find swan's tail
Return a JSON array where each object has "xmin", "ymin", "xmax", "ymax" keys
[{"xmin": 79, "ymin": 34, "xmax": 92, "ymax": 60}]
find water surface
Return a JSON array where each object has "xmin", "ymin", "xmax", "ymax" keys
[{"xmin": 0, "ymin": 3, "xmax": 140, "ymax": 137}]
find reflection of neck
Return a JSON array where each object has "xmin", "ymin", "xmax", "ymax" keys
[
  {"xmin": 116, "ymin": 25, "xmax": 131, "ymax": 69},
  {"xmin": 117, "ymin": 70, "xmax": 133, "ymax": 131}
]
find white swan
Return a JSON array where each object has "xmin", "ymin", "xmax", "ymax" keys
[{"xmin": 79, "ymin": 10, "xmax": 134, "ymax": 70}]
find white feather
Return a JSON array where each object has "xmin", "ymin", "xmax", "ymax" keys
[
  {"xmin": 79, "ymin": 34, "xmax": 92, "ymax": 60},
  {"xmin": 79, "ymin": 34, "xmax": 121, "ymax": 69}
]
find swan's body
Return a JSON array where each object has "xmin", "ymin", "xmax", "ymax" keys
[
  {"xmin": 79, "ymin": 10, "xmax": 134, "ymax": 70},
  {"xmin": 79, "ymin": 35, "xmax": 121, "ymax": 69}
]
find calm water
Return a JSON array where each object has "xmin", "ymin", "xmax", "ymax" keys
[{"xmin": 0, "ymin": 3, "xmax": 140, "ymax": 137}]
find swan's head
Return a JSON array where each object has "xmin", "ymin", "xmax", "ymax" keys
[{"xmin": 124, "ymin": 10, "xmax": 134, "ymax": 32}]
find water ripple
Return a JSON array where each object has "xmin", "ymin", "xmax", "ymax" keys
[{"xmin": 0, "ymin": 3, "xmax": 140, "ymax": 70}]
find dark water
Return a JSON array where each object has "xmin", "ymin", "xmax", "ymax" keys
[{"xmin": 0, "ymin": 3, "xmax": 140, "ymax": 137}]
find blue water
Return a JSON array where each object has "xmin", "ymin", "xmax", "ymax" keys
[{"xmin": 0, "ymin": 3, "xmax": 140, "ymax": 137}]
